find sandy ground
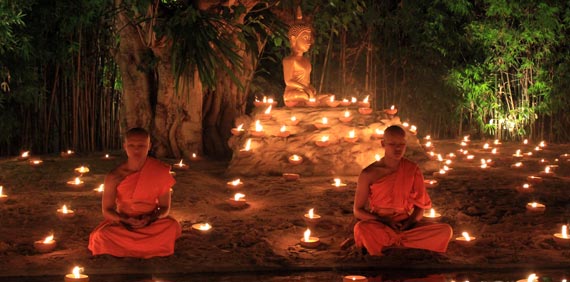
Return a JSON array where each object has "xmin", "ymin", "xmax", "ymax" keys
[{"xmin": 0, "ymin": 139, "xmax": 570, "ymax": 280}]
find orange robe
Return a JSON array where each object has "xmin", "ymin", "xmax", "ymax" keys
[
  {"xmin": 88, "ymin": 158, "xmax": 181, "ymax": 258},
  {"xmin": 354, "ymin": 158, "xmax": 452, "ymax": 256}
]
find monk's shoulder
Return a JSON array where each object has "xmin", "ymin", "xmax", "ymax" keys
[
  {"xmin": 148, "ymin": 157, "xmax": 172, "ymax": 170},
  {"xmin": 361, "ymin": 162, "xmax": 387, "ymax": 180},
  {"xmin": 401, "ymin": 158, "xmax": 420, "ymax": 170},
  {"xmin": 107, "ymin": 163, "xmax": 128, "ymax": 183}
]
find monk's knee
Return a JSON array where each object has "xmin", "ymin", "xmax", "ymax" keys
[{"xmin": 439, "ymin": 223, "xmax": 453, "ymax": 240}]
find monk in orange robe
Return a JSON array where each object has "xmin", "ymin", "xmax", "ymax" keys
[
  {"xmin": 353, "ymin": 125, "xmax": 452, "ymax": 256},
  {"xmin": 89, "ymin": 128, "xmax": 180, "ymax": 258}
]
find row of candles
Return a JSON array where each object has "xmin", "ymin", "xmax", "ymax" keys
[{"xmin": 423, "ymin": 135, "xmax": 570, "ymax": 246}]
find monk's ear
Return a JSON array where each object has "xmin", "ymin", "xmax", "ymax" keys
[{"xmin": 381, "ymin": 139, "xmax": 385, "ymax": 148}]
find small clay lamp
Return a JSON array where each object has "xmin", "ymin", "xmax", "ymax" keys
[
  {"xmin": 339, "ymin": 98, "xmax": 351, "ymax": 107},
  {"xmin": 303, "ymin": 208, "xmax": 321, "ymax": 226},
  {"xmin": 18, "ymin": 151, "xmax": 30, "ymax": 161},
  {"xmin": 300, "ymin": 228, "xmax": 320, "ymax": 248},
  {"xmin": 67, "ymin": 177, "xmax": 84, "ymax": 188},
  {"xmin": 34, "ymin": 234, "xmax": 56, "ymax": 253},
  {"xmin": 283, "ymin": 173, "xmax": 300, "ymax": 181},
  {"xmin": 0, "ymin": 186, "xmax": 7, "ymax": 203},
  {"xmin": 284, "ymin": 100, "xmax": 298, "ymax": 107},
  {"xmin": 29, "ymin": 159, "xmax": 43, "ymax": 167},
  {"xmin": 251, "ymin": 120, "xmax": 265, "ymax": 137},
  {"xmin": 373, "ymin": 128, "xmax": 384, "ymax": 139},
  {"xmin": 526, "ymin": 176, "xmax": 543, "ymax": 184},
  {"xmin": 422, "ymin": 208, "xmax": 441, "ymax": 222},
  {"xmin": 433, "ymin": 169, "xmax": 447, "ymax": 178},
  {"xmin": 516, "ymin": 274, "xmax": 538, "ymax": 282},
  {"xmin": 239, "ymin": 139, "xmax": 253, "ymax": 156},
  {"xmin": 343, "ymin": 275, "xmax": 368, "ymax": 282},
  {"xmin": 526, "ymin": 202, "xmax": 546, "ymax": 214},
  {"xmin": 74, "ymin": 166, "xmax": 90, "ymax": 175},
  {"xmin": 331, "ymin": 178, "xmax": 347, "ymax": 187},
  {"xmin": 315, "ymin": 136, "xmax": 331, "ymax": 147},
  {"xmin": 424, "ymin": 179, "xmax": 438, "ymax": 188},
  {"xmin": 409, "ymin": 125, "xmax": 417, "ymax": 135},
  {"xmin": 305, "ymin": 98, "xmax": 320, "ymax": 107},
  {"xmin": 227, "ymin": 193, "xmax": 248, "ymax": 208},
  {"xmin": 93, "ymin": 184, "xmax": 104, "ymax": 193},
  {"xmin": 173, "ymin": 159, "xmax": 188, "ymax": 170},
  {"xmin": 314, "ymin": 117, "xmax": 330, "ymax": 129},
  {"xmin": 455, "ymin": 231, "xmax": 476, "ymax": 246},
  {"xmin": 344, "ymin": 129, "xmax": 359, "ymax": 143},
  {"xmin": 511, "ymin": 162, "xmax": 523, "ymax": 168},
  {"xmin": 339, "ymin": 110, "xmax": 353, "ymax": 123},
  {"xmin": 516, "ymin": 183, "xmax": 534, "ymax": 193},
  {"xmin": 384, "ymin": 105, "xmax": 397, "ymax": 115},
  {"xmin": 553, "ymin": 225, "xmax": 570, "ymax": 246},
  {"xmin": 192, "ymin": 223, "xmax": 212, "ymax": 234},
  {"xmin": 288, "ymin": 155, "xmax": 303, "ymax": 165},
  {"xmin": 231, "ymin": 123, "xmax": 245, "ymax": 136},
  {"xmin": 226, "ymin": 179, "xmax": 244, "ymax": 189},
  {"xmin": 65, "ymin": 266, "xmax": 89, "ymax": 282},
  {"xmin": 326, "ymin": 95, "xmax": 340, "ymax": 107},
  {"xmin": 259, "ymin": 105, "xmax": 272, "ymax": 120},
  {"xmin": 358, "ymin": 107, "xmax": 372, "ymax": 115},
  {"xmin": 276, "ymin": 125, "xmax": 290, "ymax": 137},
  {"xmin": 287, "ymin": 116, "xmax": 300, "ymax": 126},
  {"xmin": 61, "ymin": 150, "xmax": 75, "ymax": 158},
  {"xmin": 57, "ymin": 205, "xmax": 75, "ymax": 219},
  {"xmin": 358, "ymin": 95, "xmax": 370, "ymax": 108},
  {"xmin": 101, "ymin": 153, "xmax": 114, "ymax": 160},
  {"xmin": 538, "ymin": 166, "xmax": 555, "ymax": 177}
]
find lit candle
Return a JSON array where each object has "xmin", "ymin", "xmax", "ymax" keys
[
  {"xmin": 463, "ymin": 135, "xmax": 470, "ymax": 142},
  {"xmin": 516, "ymin": 183, "xmax": 534, "ymax": 193},
  {"xmin": 553, "ymin": 225, "xmax": 570, "ymax": 245},
  {"xmin": 0, "ymin": 186, "xmax": 7, "ymax": 203},
  {"xmin": 493, "ymin": 139, "xmax": 501, "ymax": 145},
  {"xmin": 491, "ymin": 148, "xmax": 498, "ymax": 155},
  {"xmin": 282, "ymin": 173, "xmax": 300, "ymax": 181},
  {"xmin": 277, "ymin": 125, "xmax": 290, "ymax": 137},
  {"xmin": 402, "ymin": 122, "xmax": 409, "ymax": 128},
  {"xmin": 67, "ymin": 177, "xmax": 84, "ymax": 187},
  {"xmin": 64, "ymin": 266, "xmax": 89, "ymax": 282},
  {"xmin": 351, "ymin": 97, "xmax": 357, "ymax": 103},
  {"xmin": 409, "ymin": 125, "xmax": 417, "ymax": 135},
  {"xmin": 339, "ymin": 110, "xmax": 353, "ymax": 123},
  {"xmin": 288, "ymin": 154, "xmax": 303, "ymax": 165},
  {"xmin": 374, "ymin": 154, "xmax": 381, "ymax": 162},
  {"xmin": 287, "ymin": 115, "xmax": 300, "ymax": 126},
  {"xmin": 306, "ymin": 97, "xmax": 319, "ymax": 107},
  {"xmin": 358, "ymin": 95, "xmax": 370, "ymax": 108},
  {"xmin": 226, "ymin": 179, "xmax": 243, "ymax": 189},
  {"xmin": 74, "ymin": 166, "xmax": 90, "ymax": 174},
  {"xmin": 326, "ymin": 95, "xmax": 340, "ymax": 107},
  {"xmin": 61, "ymin": 150, "xmax": 75, "ymax": 158},
  {"xmin": 251, "ymin": 120, "xmax": 265, "ymax": 137},
  {"xmin": 384, "ymin": 105, "xmax": 397, "ymax": 115},
  {"xmin": 455, "ymin": 231, "xmax": 476, "ymax": 246},
  {"xmin": 538, "ymin": 158, "xmax": 549, "ymax": 164},
  {"xmin": 34, "ymin": 234, "xmax": 56, "ymax": 253},
  {"xmin": 57, "ymin": 205, "xmax": 75, "ymax": 219},
  {"xmin": 480, "ymin": 159, "xmax": 488, "ymax": 169},
  {"xmin": 227, "ymin": 192, "xmax": 248, "ymax": 208},
  {"xmin": 340, "ymin": 98, "xmax": 351, "ymax": 106},
  {"xmin": 539, "ymin": 141, "xmax": 546, "ymax": 147},
  {"xmin": 191, "ymin": 223, "xmax": 212, "ymax": 234},
  {"xmin": 525, "ymin": 151, "xmax": 533, "ymax": 156},
  {"xmin": 526, "ymin": 202, "xmax": 546, "ymax": 213},
  {"xmin": 423, "ymin": 208, "xmax": 441, "ymax": 222},
  {"xmin": 423, "ymin": 141, "xmax": 433, "ymax": 151},
  {"xmin": 315, "ymin": 117, "xmax": 330, "ymax": 129},
  {"xmin": 344, "ymin": 129, "xmax": 358, "ymax": 142},
  {"xmin": 231, "ymin": 123, "xmax": 245, "ymax": 136},
  {"xmin": 260, "ymin": 105, "xmax": 272, "ymax": 120},
  {"xmin": 315, "ymin": 135, "xmax": 330, "ymax": 147},
  {"xmin": 483, "ymin": 143, "xmax": 490, "ymax": 149},
  {"xmin": 513, "ymin": 149, "xmax": 523, "ymax": 158},
  {"xmin": 560, "ymin": 153, "xmax": 570, "ymax": 160},
  {"xmin": 29, "ymin": 159, "xmax": 43, "ymax": 166},
  {"xmin": 374, "ymin": 128, "xmax": 384, "ymax": 139},
  {"xmin": 173, "ymin": 159, "xmax": 188, "ymax": 170},
  {"xmin": 304, "ymin": 208, "xmax": 322, "ymax": 225},
  {"xmin": 424, "ymin": 179, "xmax": 438, "ymax": 188},
  {"xmin": 460, "ymin": 141, "xmax": 468, "ymax": 147},
  {"xmin": 424, "ymin": 135, "xmax": 431, "ymax": 140},
  {"xmin": 93, "ymin": 184, "xmax": 104, "ymax": 193},
  {"xmin": 19, "ymin": 151, "xmax": 30, "ymax": 160},
  {"xmin": 539, "ymin": 166, "xmax": 554, "ymax": 177},
  {"xmin": 240, "ymin": 138, "xmax": 252, "ymax": 154},
  {"xmin": 433, "ymin": 169, "xmax": 447, "ymax": 178},
  {"xmin": 526, "ymin": 175, "xmax": 543, "ymax": 184},
  {"xmin": 343, "ymin": 275, "xmax": 368, "ymax": 282},
  {"xmin": 300, "ymin": 228, "xmax": 320, "ymax": 248},
  {"xmin": 516, "ymin": 273, "xmax": 538, "ymax": 282},
  {"xmin": 511, "ymin": 162, "xmax": 523, "ymax": 168},
  {"xmin": 332, "ymin": 178, "xmax": 347, "ymax": 187},
  {"xmin": 523, "ymin": 139, "xmax": 528, "ymax": 145}
]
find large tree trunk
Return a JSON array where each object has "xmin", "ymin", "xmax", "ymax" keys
[{"xmin": 114, "ymin": 0, "xmax": 153, "ymax": 132}]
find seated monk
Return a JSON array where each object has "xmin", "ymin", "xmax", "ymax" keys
[
  {"xmin": 88, "ymin": 127, "xmax": 181, "ymax": 258},
  {"xmin": 353, "ymin": 125, "xmax": 452, "ymax": 256}
]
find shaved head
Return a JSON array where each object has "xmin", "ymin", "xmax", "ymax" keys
[
  {"xmin": 125, "ymin": 127, "xmax": 150, "ymax": 140},
  {"xmin": 384, "ymin": 125, "xmax": 406, "ymax": 138}
]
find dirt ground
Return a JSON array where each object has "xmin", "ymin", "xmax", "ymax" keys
[{"xmin": 1, "ymin": 139, "xmax": 570, "ymax": 280}]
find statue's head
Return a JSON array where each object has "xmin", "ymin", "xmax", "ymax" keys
[{"xmin": 288, "ymin": 23, "xmax": 312, "ymax": 52}]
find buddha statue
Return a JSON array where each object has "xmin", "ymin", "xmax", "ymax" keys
[{"xmin": 282, "ymin": 22, "xmax": 316, "ymax": 104}]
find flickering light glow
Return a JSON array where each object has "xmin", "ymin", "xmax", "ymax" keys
[
  {"xmin": 255, "ymin": 120, "xmax": 263, "ymax": 132},
  {"xmin": 43, "ymin": 234, "xmax": 55, "ymax": 244},
  {"xmin": 462, "ymin": 232, "xmax": 471, "ymax": 241},
  {"xmin": 233, "ymin": 193, "xmax": 245, "ymax": 201}
]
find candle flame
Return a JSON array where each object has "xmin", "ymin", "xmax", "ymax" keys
[
  {"xmin": 375, "ymin": 154, "xmax": 381, "ymax": 161},
  {"xmin": 262, "ymin": 96, "xmax": 267, "ymax": 103},
  {"xmin": 280, "ymin": 125, "xmax": 287, "ymax": 132},
  {"xmin": 425, "ymin": 141, "xmax": 432, "ymax": 148},
  {"xmin": 342, "ymin": 98, "xmax": 349, "ymax": 102},
  {"xmin": 22, "ymin": 151, "xmax": 29, "ymax": 158},
  {"xmin": 230, "ymin": 179, "xmax": 242, "ymax": 186},
  {"xmin": 304, "ymin": 228, "xmax": 311, "ymax": 241},
  {"xmin": 192, "ymin": 153, "xmax": 197, "ymax": 158},
  {"xmin": 236, "ymin": 123, "xmax": 243, "ymax": 131},
  {"xmin": 105, "ymin": 154, "xmax": 109, "ymax": 158},
  {"xmin": 329, "ymin": 95, "xmax": 335, "ymax": 102},
  {"xmin": 72, "ymin": 266, "xmax": 83, "ymax": 278},
  {"xmin": 0, "ymin": 186, "xmax": 3, "ymax": 196},
  {"xmin": 523, "ymin": 183, "xmax": 530, "ymax": 189},
  {"xmin": 321, "ymin": 136, "xmax": 329, "ymax": 142},
  {"xmin": 425, "ymin": 135, "xmax": 431, "ymax": 140},
  {"xmin": 531, "ymin": 202, "xmax": 538, "ymax": 208},
  {"xmin": 348, "ymin": 130, "xmax": 355, "ymax": 138},
  {"xmin": 62, "ymin": 205, "xmax": 68, "ymax": 214},
  {"xmin": 437, "ymin": 154, "xmax": 443, "ymax": 162},
  {"xmin": 234, "ymin": 193, "xmax": 245, "ymax": 201},
  {"xmin": 462, "ymin": 232, "xmax": 471, "ymax": 241},
  {"xmin": 291, "ymin": 116, "xmax": 297, "ymax": 122},
  {"xmin": 514, "ymin": 162, "xmax": 522, "ymax": 167},
  {"xmin": 375, "ymin": 128, "xmax": 384, "ymax": 136},
  {"xmin": 483, "ymin": 143, "xmax": 489, "ymax": 149},
  {"xmin": 390, "ymin": 105, "xmax": 395, "ymax": 110},
  {"xmin": 410, "ymin": 125, "xmax": 417, "ymax": 132},
  {"xmin": 74, "ymin": 177, "xmax": 81, "ymax": 185},
  {"xmin": 539, "ymin": 141, "xmax": 546, "ymax": 147},
  {"xmin": 344, "ymin": 111, "xmax": 350, "ymax": 118},
  {"xmin": 463, "ymin": 135, "xmax": 470, "ymax": 142},
  {"xmin": 439, "ymin": 169, "xmax": 446, "ymax": 174},
  {"xmin": 264, "ymin": 105, "xmax": 272, "ymax": 114},
  {"xmin": 333, "ymin": 178, "xmax": 341, "ymax": 187},
  {"xmin": 402, "ymin": 122, "xmax": 409, "ymax": 127},
  {"xmin": 430, "ymin": 208, "xmax": 435, "ymax": 217},
  {"xmin": 67, "ymin": 150, "xmax": 73, "ymax": 154},
  {"xmin": 96, "ymin": 184, "xmax": 104, "ymax": 192},
  {"xmin": 562, "ymin": 225, "xmax": 568, "ymax": 238},
  {"xmin": 322, "ymin": 117, "xmax": 328, "ymax": 124},
  {"xmin": 445, "ymin": 160, "xmax": 452, "ymax": 165},
  {"xmin": 523, "ymin": 139, "xmax": 528, "ymax": 144},
  {"xmin": 43, "ymin": 234, "xmax": 54, "ymax": 244},
  {"xmin": 308, "ymin": 208, "xmax": 314, "ymax": 218},
  {"xmin": 494, "ymin": 139, "xmax": 500, "ymax": 145},
  {"xmin": 466, "ymin": 155, "xmax": 474, "ymax": 160},
  {"xmin": 291, "ymin": 155, "xmax": 300, "ymax": 161},
  {"xmin": 351, "ymin": 97, "xmax": 357, "ymax": 103},
  {"xmin": 255, "ymin": 120, "xmax": 263, "ymax": 132},
  {"xmin": 363, "ymin": 95, "xmax": 369, "ymax": 103},
  {"xmin": 177, "ymin": 160, "xmax": 185, "ymax": 167},
  {"xmin": 199, "ymin": 223, "xmax": 212, "ymax": 231},
  {"xmin": 460, "ymin": 141, "xmax": 467, "ymax": 146},
  {"xmin": 267, "ymin": 98, "xmax": 274, "ymax": 104},
  {"xmin": 244, "ymin": 139, "xmax": 251, "ymax": 151},
  {"xmin": 527, "ymin": 274, "xmax": 538, "ymax": 282},
  {"xmin": 491, "ymin": 148, "xmax": 498, "ymax": 154}
]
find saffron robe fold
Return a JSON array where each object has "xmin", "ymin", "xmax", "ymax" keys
[
  {"xmin": 354, "ymin": 158, "xmax": 452, "ymax": 256},
  {"xmin": 88, "ymin": 158, "xmax": 181, "ymax": 258}
]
